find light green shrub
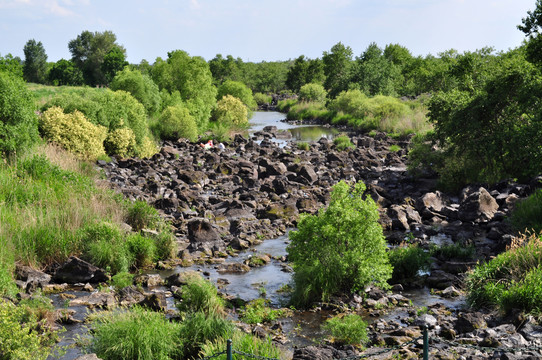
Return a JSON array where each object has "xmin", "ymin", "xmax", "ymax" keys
[
  {"xmin": 39, "ymin": 106, "xmax": 107, "ymax": 160},
  {"xmin": 81, "ymin": 222, "xmax": 132, "ymax": 274},
  {"xmin": 241, "ymin": 298, "xmax": 286, "ymax": 324},
  {"xmin": 212, "ymin": 95, "xmax": 248, "ymax": 127},
  {"xmin": 158, "ymin": 105, "xmax": 198, "ymax": 142},
  {"xmin": 333, "ymin": 134, "xmax": 355, "ymax": 151},
  {"xmin": 253, "ymin": 92, "xmax": 272, "ymax": 105},
  {"xmin": 298, "ymin": 83, "xmax": 327, "ymax": 103},
  {"xmin": 0, "ymin": 300, "xmax": 57, "ymax": 360},
  {"xmin": 288, "ymin": 181, "xmax": 391, "ymax": 307},
  {"xmin": 104, "ymin": 127, "xmax": 136, "ymax": 158},
  {"xmin": 388, "ymin": 245, "xmax": 431, "ymax": 283},
  {"xmin": 110, "ymin": 67, "xmax": 161, "ymax": 115},
  {"xmin": 126, "ymin": 200, "xmax": 161, "ymax": 232},
  {"xmin": 0, "ymin": 71, "xmax": 39, "ymax": 159},
  {"xmin": 217, "ymin": 80, "xmax": 257, "ymax": 110}
]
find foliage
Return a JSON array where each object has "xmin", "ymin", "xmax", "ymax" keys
[
  {"xmin": 426, "ymin": 48, "xmax": 542, "ymax": 188},
  {"xmin": 518, "ymin": 0, "xmax": 542, "ymax": 65},
  {"xmin": 104, "ymin": 127, "xmax": 136, "ymax": 158},
  {"xmin": 23, "ymin": 39, "xmax": 48, "ymax": 84},
  {"xmin": 286, "ymin": 101, "xmax": 328, "ymax": 121},
  {"xmin": 110, "ymin": 67, "xmax": 161, "ymax": 114},
  {"xmin": 466, "ymin": 233, "xmax": 542, "ymax": 313},
  {"xmin": 297, "ymin": 142, "xmax": 310, "ymax": 151},
  {"xmin": 0, "ymin": 53, "xmax": 23, "ymax": 78},
  {"xmin": 101, "ymin": 46, "xmax": 128, "ymax": 84},
  {"xmin": 388, "ymin": 245, "xmax": 431, "ymax": 283},
  {"xmin": 333, "ymin": 135, "xmax": 355, "ymax": 151},
  {"xmin": 323, "ymin": 42, "xmax": 354, "ymax": 98},
  {"xmin": 430, "ymin": 242, "xmax": 475, "ymax": 261},
  {"xmin": 322, "ymin": 314, "xmax": 369, "ymax": 346},
  {"xmin": 156, "ymin": 105, "xmax": 198, "ymax": 142},
  {"xmin": 177, "ymin": 272, "xmax": 225, "ymax": 316},
  {"xmin": 253, "ymin": 92, "xmax": 272, "ymax": 105},
  {"xmin": 0, "ymin": 300, "xmax": 58, "ymax": 360},
  {"xmin": 0, "ymin": 71, "xmax": 39, "ymax": 159},
  {"xmin": 39, "ymin": 106, "xmax": 107, "ymax": 160},
  {"xmin": 241, "ymin": 298, "xmax": 286, "ymax": 324},
  {"xmin": 298, "ymin": 83, "xmax": 327, "ymax": 103},
  {"xmin": 0, "ymin": 243, "xmax": 17, "ymax": 297},
  {"xmin": 200, "ymin": 330, "xmax": 284, "ymax": 360},
  {"xmin": 42, "ymin": 88, "xmax": 153, "ymax": 157},
  {"xmin": 286, "ymin": 55, "xmax": 325, "ymax": 92},
  {"xmin": 511, "ymin": 189, "xmax": 542, "ymax": 234},
  {"xmin": 287, "ymin": 181, "xmax": 391, "ymax": 307},
  {"xmin": 212, "ymin": 95, "xmax": 249, "ymax": 127},
  {"xmin": 48, "ymin": 59, "xmax": 84, "ymax": 86},
  {"xmin": 90, "ymin": 306, "xmax": 182, "ymax": 360},
  {"xmin": 152, "ymin": 50, "xmax": 217, "ymax": 131},
  {"xmin": 217, "ymin": 80, "xmax": 257, "ymax": 111},
  {"xmin": 68, "ymin": 30, "xmax": 125, "ymax": 86},
  {"xmin": 178, "ymin": 311, "xmax": 234, "ymax": 358}
]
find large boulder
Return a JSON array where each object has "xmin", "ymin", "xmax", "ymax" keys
[
  {"xmin": 187, "ymin": 218, "xmax": 223, "ymax": 251},
  {"xmin": 53, "ymin": 256, "xmax": 109, "ymax": 284},
  {"xmin": 15, "ymin": 264, "xmax": 51, "ymax": 292},
  {"xmin": 459, "ymin": 187, "xmax": 499, "ymax": 222}
]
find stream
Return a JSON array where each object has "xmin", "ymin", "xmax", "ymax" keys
[{"xmin": 48, "ymin": 112, "xmax": 464, "ymax": 359}]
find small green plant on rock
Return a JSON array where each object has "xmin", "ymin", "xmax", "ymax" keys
[
  {"xmin": 333, "ymin": 134, "xmax": 355, "ymax": 151},
  {"xmin": 322, "ymin": 313, "xmax": 368, "ymax": 347}
]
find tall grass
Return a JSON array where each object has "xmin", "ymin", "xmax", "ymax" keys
[
  {"xmin": 511, "ymin": 189, "xmax": 542, "ymax": 234},
  {"xmin": 322, "ymin": 313, "xmax": 369, "ymax": 346},
  {"xmin": 200, "ymin": 330, "xmax": 285, "ymax": 360},
  {"xmin": 466, "ymin": 233, "xmax": 542, "ymax": 313}
]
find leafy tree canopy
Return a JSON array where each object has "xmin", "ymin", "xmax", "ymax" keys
[
  {"xmin": 23, "ymin": 39, "xmax": 48, "ymax": 84},
  {"xmin": 323, "ymin": 42, "xmax": 353, "ymax": 98},
  {"xmin": 48, "ymin": 59, "xmax": 84, "ymax": 86}
]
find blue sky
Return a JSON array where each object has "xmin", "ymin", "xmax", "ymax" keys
[{"xmin": 0, "ymin": 0, "xmax": 536, "ymax": 63}]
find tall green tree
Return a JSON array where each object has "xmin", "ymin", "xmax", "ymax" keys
[
  {"xmin": 110, "ymin": 67, "xmax": 161, "ymax": 115},
  {"xmin": 68, "ymin": 30, "xmax": 125, "ymax": 86},
  {"xmin": 48, "ymin": 59, "xmax": 83, "ymax": 86},
  {"xmin": 323, "ymin": 42, "xmax": 353, "ymax": 98},
  {"xmin": 286, "ymin": 55, "xmax": 325, "ymax": 92},
  {"xmin": 352, "ymin": 42, "xmax": 401, "ymax": 96},
  {"xmin": 101, "ymin": 46, "xmax": 128, "ymax": 84},
  {"xmin": 519, "ymin": 0, "xmax": 542, "ymax": 65},
  {"xmin": 23, "ymin": 39, "xmax": 48, "ymax": 83},
  {"xmin": 208, "ymin": 54, "xmax": 242, "ymax": 85},
  {"xmin": 151, "ymin": 50, "xmax": 217, "ymax": 130}
]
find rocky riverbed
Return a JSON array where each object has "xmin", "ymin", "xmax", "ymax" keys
[{"xmin": 17, "ymin": 116, "xmax": 542, "ymax": 359}]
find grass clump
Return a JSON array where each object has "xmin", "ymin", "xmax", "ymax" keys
[
  {"xmin": 333, "ymin": 134, "xmax": 355, "ymax": 151},
  {"xmin": 430, "ymin": 242, "xmax": 475, "ymax": 261},
  {"xmin": 511, "ymin": 189, "xmax": 542, "ymax": 234},
  {"xmin": 466, "ymin": 233, "xmax": 542, "ymax": 314},
  {"xmin": 200, "ymin": 330, "xmax": 284, "ymax": 360},
  {"xmin": 110, "ymin": 272, "xmax": 134, "ymax": 290},
  {"xmin": 176, "ymin": 272, "xmax": 225, "ymax": 316},
  {"xmin": 297, "ymin": 142, "xmax": 310, "ymax": 151},
  {"xmin": 241, "ymin": 298, "xmax": 286, "ymax": 324},
  {"xmin": 90, "ymin": 306, "xmax": 182, "ymax": 360},
  {"xmin": 126, "ymin": 200, "xmax": 161, "ymax": 232},
  {"xmin": 322, "ymin": 313, "xmax": 369, "ymax": 347},
  {"xmin": 387, "ymin": 245, "xmax": 431, "ymax": 283}
]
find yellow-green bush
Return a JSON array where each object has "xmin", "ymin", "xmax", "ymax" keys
[
  {"xmin": 39, "ymin": 106, "xmax": 107, "ymax": 160},
  {"xmin": 138, "ymin": 135, "xmax": 159, "ymax": 159},
  {"xmin": 212, "ymin": 95, "xmax": 248, "ymax": 127},
  {"xmin": 104, "ymin": 127, "xmax": 136, "ymax": 158},
  {"xmin": 0, "ymin": 301, "xmax": 56, "ymax": 360}
]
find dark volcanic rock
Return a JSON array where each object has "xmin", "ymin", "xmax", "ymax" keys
[{"xmin": 53, "ymin": 256, "xmax": 109, "ymax": 284}]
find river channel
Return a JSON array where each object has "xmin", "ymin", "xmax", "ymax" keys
[{"xmin": 49, "ymin": 112, "xmax": 463, "ymax": 359}]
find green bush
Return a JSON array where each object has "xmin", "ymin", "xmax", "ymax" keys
[
  {"xmin": 0, "ymin": 71, "xmax": 39, "ymax": 159},
  {"xmin": 212, "ymin": 95, "xmax": 248, "ymax": 127},
  {"xmin": 241, "ymin": 298, "xmax": 286, "ymax": 324},
  {"xmin": 200, "ymin": 330, "xmax": 283, "ymax": 360},
  {"xmin": 333, "ymin": 134, "xmax": 355, "ymax": 151},
  {"xmin": 126, "ymin": 233, "xmax": 156, "ymax": 268},
  {"xmin": 0, "ymin": 300, "xmax": 58, "ymax": 360},
  {"xmin": 177, "ymin": 273, "xmax": 225, "ymax": 316},
  {"xmin": 329, "ymin": 89, "xmax": 370, "ymax": 119},
  {"xmin": 288, "ymin": 181, "xmax": 392, "ymax": 307},
  {"xmin": 90, "ymin": 306, "xmax": 182, "ymax": 360},
  {"xmin": 298, "ymin": 83, "xmax": 327, "ymax": 103},
  {"xmin": 157, "ymin": 105, "xmax": 198, "ymax": 142},
  {"xmin": 286, "ymin": 101, "xmax": 328, "ymax": 121},
  {"xmin": 275, "ymin": 98, "xmax": 297, "ymax": 113},
  {"xmin": 466, "ymin": 233, "xmax": 542, "ymax": 313},
  {"xmin": 511, "ymin": 189, "xmax": 542, "ymax": 234},
  {"xmin": 217, "ymin": 80, "xmax": 257, "ymax": 111},
  {"xmin": 110, "ymin": 67, "xmax": 161, "ymax": 115},
  {"xmin": 388, "ymin": 245, "xmax": 431, "ymax": 283},
  {"xmin": 40, "ymin": 106, "xmax": 108, "ymax": 160},
  {"xmin": 322, "ymin": 314, "xmax": 369, "ymax": 346},
  {"xmin": 126, "ymin": 200, "xmax": 161, "ymax": 232},
  {"xmin": 253, "ymin": 92, "xmax": 272, "ymax": 106},
  {"xmin": 152, "ymin": 227, "xmax": 177, "ymax": 261}
]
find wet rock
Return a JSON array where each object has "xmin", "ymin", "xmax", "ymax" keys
[
  {"xmin": 118, "ymin": 286, "xmax": 146, "ymax": 306},
  {"xmin": 139, "ymin": 292, "xmax": 167, "ymax": 311},
  {"xmin": 15, "ymin": 264, "xmax": 51, "ymax": 292},
  {"xmin": 75, "ymin": 355, "xmax": 102, "ymax": 360},
  {"xmin": 217, "ymin": 262, "xmax": 250, "ymax": 274},
  {"xmin": 54, "ymin": 309, "xmax": 81, "ymax": 324},
  {"xmin": 53, "ymin": 256, "xmax": 109, "ymax": 284},
  {"xmin": 187, "ymin": 218, "xmax": 223, "ymax": 250},
  {"xmin": 69, "ymin": 291, "xmax": 116, "ymax": 309},
  {"xmin": 414, "ymin": 314, "xmax": 438, "ymax": 329},
  {"xmin": 134, "ymin": 274, "xmax": 163, "ymax": 287}
]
